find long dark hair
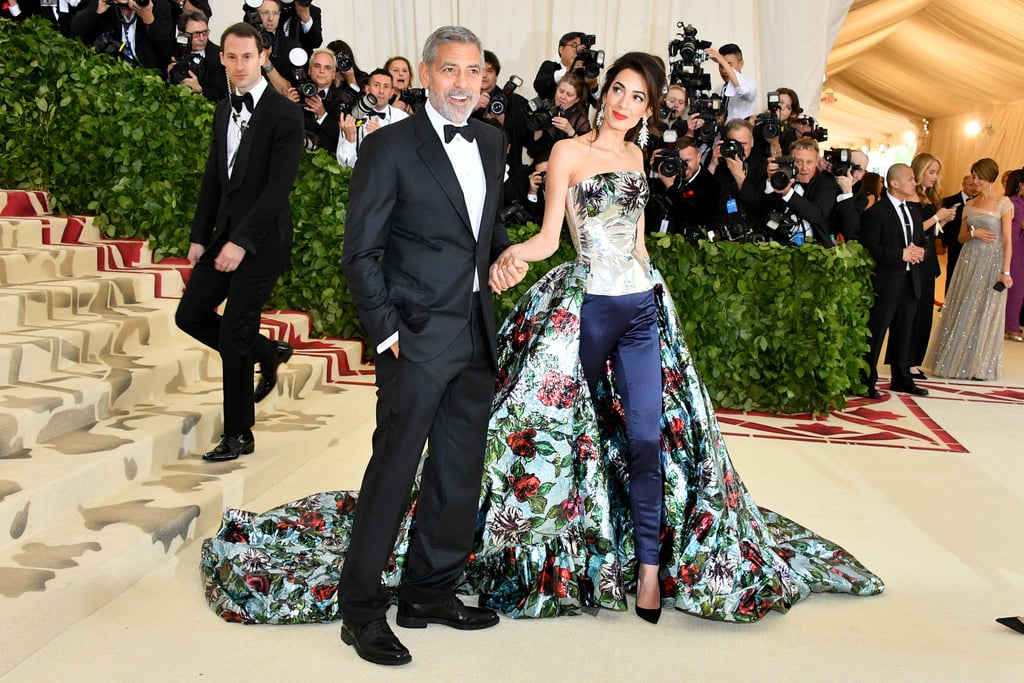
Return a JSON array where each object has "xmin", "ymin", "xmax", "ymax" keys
[{"xmin": 595, "ymin": 52, "xmax": 666, "ymax": 141}]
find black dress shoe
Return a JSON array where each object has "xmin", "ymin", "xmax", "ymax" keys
[
  {"xmin": 202, "ymin": 432, "xmax": 255, "ymax": 461},
  {"xmin": 996, "ymin": 616, "xmax": 1024, "ymax": 634},
  {"xmin": 254, "ymin": 341, "xmax": 293, "ymax": 403},
  {"xmin": 909, "ymin": 369, "xmax": 927, "ymax": 380},
  {"xmin": 396, "ymin": 596, "xmax": 499, "ymax": 630},
  {"xmin": 890, "ymin": 384, "xmax": 928, "ymax": 396},
  {"xmin": 864, "ymin": 388, "xmax": 882, "ymax": 400},
  {"xmin": 340, "ymin": 619, "xmax": 411, "ymax": 666}
]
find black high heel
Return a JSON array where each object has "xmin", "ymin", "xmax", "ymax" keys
[
  {"xmin": 635, "ymin": 603, "xmax": 661, "ymax": 624},
  {"xmin": 996, "ymin": 616, "xmax": 1024, "ymax": 634}
]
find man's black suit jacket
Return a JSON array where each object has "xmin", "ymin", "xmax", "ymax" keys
[
  {"xmin": 190, "ymin": 86, "xmax": 305, "ymax": 259},
  {"xmin": 341, "ymin": 108, "xmax": 510, "ymax": 369},
  {"xmin": 647, "ymin": 166, "xmax": 721, "ymax": 235},
  {"xmin": 281, "ymin": 4, "xmax": 322, "ymax": 52},
  {"xmin": 191, "ymin": 42, "xmax": 227, "ymax": 102},
  {"xmin": 2, "ymin": 0, "xmax": 82, "ymax": 34},
  {"xmin": 301, "ymin": 84, "xmax": 342, "ymax": 153},
  {"xmin": 714, "ymin": 152, "xmax": 769, "ymax": 224},
  {"xmin": 71, "ymin": 0, "xmax": 175, "ymax": 73},
  {"xmin": 859, "ymin": 194, "xmax": 924, "ymax": 301},
  {"xmin": 765, "ymin": 171, "xmax": 840, "ymax": 246},
  {"xmin": 940, "ymin": 191, "xmax": 969, "ymax": 248}
]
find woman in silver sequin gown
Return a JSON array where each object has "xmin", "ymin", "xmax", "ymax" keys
[{"xmin": 927, "ymin": 158, "xmax": 1015, "ymax": 380}]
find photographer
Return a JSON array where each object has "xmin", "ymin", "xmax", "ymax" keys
[
  {"xmin": 279, "ymin": 0, "xmax": 322, "ymax": 51},
  {"xmin": 71, "ymin": 0, "xmax": 176, "ymax": 74},
  {"xmin": 335, "ymin": 68, "xmax": 407, "ymax": 168},
  {"xmin": 384, "ymin": 56, "xmax": 420, "ymax": 115},
  {"xmin": 533, "ymin": 31, "xmax": 600, "ymax": 109},
  {"xmin": 647, "ymin": 135, "xmax": 721, "ymax": 237},
  {"xmin": 3, "ymin": 0, "xmax": 85, "ymax": 35},
  {"xmin": 167, "ymin": 10, "xmax": 226, "ymax": 101},
  {"xmin": 298, "ymin": 48, "xmax": 343, "ymax": 153},
  {"xmin": 659, "ymin": 84, "xmax": 706, "ymax": 141},
  {"xmin": 526, "ymin": 74, "xmax": 592, "ymax": 162},
  {"xmin": 471, "ymin": 50, "xmax": 531, "ymax": 172},
  {"xmin": 327, "ymin": 39, "xmax": 368, "ymax": 90},
  {"xmin": 830, "ymin": 148, "xmax": 870, "ymax": 241},
  {"xmin": 706, "ymin": 43, "xmax": 757, "ymax": 122},
  {"xmin": 707, "ymin": 118, "xmax": 768, "ymax": 224},
  {"xmin": 764, "ymin": 136, "xmax": 839, "ymax": 246},
  {"xmin": 245, "ymin": 0, "xmax": 303, "ymax": 98},
  {"xmin": 503, "ymin": 156, "xmax": 549, "ymax": 227}
]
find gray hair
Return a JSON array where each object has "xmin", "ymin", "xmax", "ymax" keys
[{"xmin": 422, "ymin": 25, "xmax": 482, "ymax": 66}]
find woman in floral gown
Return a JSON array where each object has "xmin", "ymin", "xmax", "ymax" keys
[{"xmin": 201, "ymin": 53, "xmax": 884, "ymax": 627}]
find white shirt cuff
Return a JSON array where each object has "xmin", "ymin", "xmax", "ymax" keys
[{"xmin": 376, "ymin": 332, "xmax": 398, "ymax": 355}]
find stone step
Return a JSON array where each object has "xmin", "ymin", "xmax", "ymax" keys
[
  {"xmin": 0, "ymin": 382, "xmax": 377, "ymax": 676},
  {"xmin": 0, "ymin": 190, "xmax": 51, "ymax": 218}
]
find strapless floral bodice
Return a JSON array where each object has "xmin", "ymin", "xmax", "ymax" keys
[{"xmin": 565, "ymin": 170, "xmax": 652, "ymax": 296}]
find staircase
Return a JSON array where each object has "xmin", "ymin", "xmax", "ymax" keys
[{"xmin": 0, "ymin": 191, "xmax": 375, "ymax": 674}]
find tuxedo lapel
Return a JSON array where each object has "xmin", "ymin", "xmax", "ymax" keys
[
  {"xmin": 413, "ymin": 110, "xmax": 473, "ymax": 232},
  {"xmin": 215, "ymin": 102, "xmax": 231, "ymax": 187},
  {"xmin": 472, "ymin": 118, "xmax": 501, "ymax": 240}
]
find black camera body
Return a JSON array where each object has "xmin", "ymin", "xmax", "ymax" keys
[
  {"xmin": 770, "ymin": 156, "xmax": 797, "ymax": 191},
  {"xmin": 765, "ymin": 210, "xmax": 802, "ymax": 244},
  {"xmin": 720, "ymin": 138, "xmax": 746, "ymax": 161},
  {"xmin": 169, "ymin": 32, "xmax": 201, "ymax": 85},
  {"xmin": 489, "ymin": 75, "xmax": 523, "ymax": 116},
  {"xmin": 242, "ymin": 0, "xmax": 275, "ymax": 51},
  {"xmin": 399, "ymin": 88, "xmax": 427, "ymax": 107},
  {"xmin": 500, "ymin": 201, "xmax": 536, "ymax": 226},
  {"xmin": 573, "ymin": 35, "xmax": 605, "ymax": 80},
  {"xmin": 668, "ymin": 23, "xmax": 712, "ymax": 65},
  {"xmin": 755, "ymin": 91, "xmax": 782, "ymax": 140},
  {"xmin": 337, "ymin": 88, "xmax": 378, "ymax": 121},
  {"xmin": 653, "ymin": 130, "xmax": 684, "ymax": 178},
  {"xmin": 824, "ymin": 148, "xmax": 858, "ymax": 176},
  {"xmin": 795, "ymin": 116, "xmax": 828, "ymax": 142},
  {"xmin": 335, "ymin": 51, "xmax": 352, "ymax": 73},
  {"xmin": 525, "ymin": 97, "xmax": 564, "ymax": 132},
  {"xmin": 689, "ymin": 94, "xmax": 722, "ymax": 144},
  {"xmin": 288, "ymin": 47, "xmax": 317, "ymax": 98}
]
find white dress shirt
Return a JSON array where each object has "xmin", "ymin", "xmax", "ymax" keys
[{"xmin": 334, "ymin": 102, "xmax": 409, "ymax": 168}]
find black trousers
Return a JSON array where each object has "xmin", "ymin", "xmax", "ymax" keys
[
  {"xmin": 175, "ymin": 243, "xmax": 284, "ymax": 434},
  {"xmin": 864, "ymin": 272, "xmax": 918, "ymax": 391},
  {"xmin": 338, "ymin": 298, "xmax": 494, "ymax": 624}
]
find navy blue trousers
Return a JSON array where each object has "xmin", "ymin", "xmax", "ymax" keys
[{"xmin": 579, "ymin": 289, "xmax": 663, "ymax": 565}]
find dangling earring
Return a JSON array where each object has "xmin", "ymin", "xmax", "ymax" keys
[
  {"xmin": 595, "ymin": 103, "xmax": 605, "ymax": 128},
  {"xmin": 636, "ymin": 116, "xmax": 650, "ymax": 148}
]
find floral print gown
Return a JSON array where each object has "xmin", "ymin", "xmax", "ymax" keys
[{"xmin": 201, "ymin": 172, "xmax": 884, "ymax": 624}]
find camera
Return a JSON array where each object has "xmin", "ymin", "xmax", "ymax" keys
[
  {"xmin": 795, "ymin": 115, "xmax": 828, "ymax": 142},
  {"xmin": 335, "ymin": 51, "xmax": 352, "ymax": 73},
  {"xmin": 765, "ymin": 210, "xmax": 804, "ymax": 245},
  {"xmin": 524, "ymin": 97, "xmax": 564, "ymax": 132},
  {"xmin": 714, "ymin": 215, "xmax": 766, "ymax": 244},
  {"xmin": 754, "ymin": 91, "xmax": 782, "ymax": 140},
  {"xmin": 689, "ymin": 94, "xmax": 722, "ymax": 144},
  {"xmin": 573, "ymin": 35, "xmax": 605, "ymax": 80},
  {"xmin": 668, "ymin": 23, "xmax": 711, "ymax": 65},
  {"xmin": 770, "ymin": 156, "xmax": 797, "ymax": 191},
  {"xmin": 720, "ymin": 137, "xmax": 746, "ymax": 161},
  {"xmin": 653, "ymin": 130, "xmax": 683, "ymax": 178},
  {"xmin": 93, "ymin": 31, "xmax": 135, "ymax": 63},
  {"xmin": 824, "ymin": 148, "xmax": 859, "ymax": 177},
  {"xmin": 288, "ymin": 47, "xmax": 317, "ymax": 98},
  {"xmin": 242, "ymin": 0, "xmax": 274, "ymax": 51},
  {"xmin": 169, "ymin": 32, "xmax": 200, "ymax": 85},
  {"xmin": 336, "ymin": 87, "xmax": 378, "ymax": 121},
  {"xmin": 399, "ymin": 87, "xmax": 427, "ymax": 107},
  {"xmin": 500, "ymin": 201, "xmax": 536, "ymax": 226},
  {"xmin": 489, "ymin": 75, "xmax": 523, "ymax": 116}
]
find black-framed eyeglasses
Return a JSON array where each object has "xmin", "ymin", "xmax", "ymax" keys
[{"xmin": 189, "ymin": 29, "xmax": 210, "ymax": 38}]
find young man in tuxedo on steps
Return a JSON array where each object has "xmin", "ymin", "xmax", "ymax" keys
[
  {"xmin": 339, "ymin": 25, "xmax": 527, "ymax": 667},
  {"xmin": 175, "ymin": 22, "xmax": 303, "ymax": 462}
]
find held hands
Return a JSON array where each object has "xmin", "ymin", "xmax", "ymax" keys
[
  {"xmin": 488, "ymin": 250, "xmax": 529, "ymax": 293},
  {"xmin": 902, "ymin": 243, "xmax": 926, "ymax": 265},
  {"xmin": 214, "ymin": 241, "xmax": 246, "ymax": 272}
]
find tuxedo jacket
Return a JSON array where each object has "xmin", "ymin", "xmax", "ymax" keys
[
  {"xmin": 341, "ymin": 107, "xmax": 510, "ymax": 368},
  {"xmin": 832, "ymin": 186, "xmax": 868, "ymax": 241},
  {"xmin": 71, "ymin": 0, "xmax": 176, "ymax": 72},
  {"xmin": 2, "ymin": 0, "xmax": 83, "ymax": 34},
  {"xmin": 714, "ymin": 152, "xmax": 769, "ymax": 223},
  {"xmin": 940, "ymin": 191, "xmax": 969, "ymax": 248},
  {"xmin": 190, "ymin": 87, "xmax": 305, "ymax": 260},
  {"xmin": 281, "ymin": 4, "xmax": 322, "ymax": 52},
  {"xmin": 302, "ymin": 84, "xmax": 343, "ymax": 153},
  {"xmin": 765, "ymin": 171, "xmax": 839, "ymax": 246},
  {"xmin": 859, "ymin": 193, "xmax": 924, "ymax": 301},
  {"xmin": 648, "ymin": 166, "xmax": 721, "ymax": 233},
  {"xmin": 194, "ymin": 42, "xmax": 227, "ymax": 103}
]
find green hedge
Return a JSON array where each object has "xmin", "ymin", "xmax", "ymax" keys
[{"xmin": 0, "ymin": 18, "xmax": 873, "ymax": 414}]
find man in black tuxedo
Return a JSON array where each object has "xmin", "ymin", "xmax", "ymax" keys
[
  {"xmin": 707, "ymin": 118, "xmax": 768, "ymax": 225},
  {"xmin": 299, "ymin": 48, "xmax": 341, "ymax": 152},
  {"xmin": 174, "ymin": 22, "xmax": 303, "ymax": 461},
  {"xmin": 859, "ymin": 163, "xmax": 929, "ymax": 399},
  {"xmin": 71, "ymin": 0, "xmax": 175, "ymax": 73},
  {"xmin": 170, "ymin": 10, "xmax": 227, "ymax": 102},
  {"xmin": 647, "ymin": 137, "xmax": 721, "ymax": 237},
  {"xmin": 765, "ymin": 136, "xmax": 839, "ymax": 246},
  {"xmin": 339, "ymin": 25, "xmax": 526, "ymax": 667},
  {"xmin": 940, "ymin": 174, "xmax": 978, "ymax": 294}
]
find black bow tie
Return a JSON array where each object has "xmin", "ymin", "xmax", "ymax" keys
[
  {"xmin": 443, "ymin": 123, "xmax": 475, "ymax": 143},
  {"xmin": 231, "ymin": 91, "xmax": 254, "ymax": 113}
]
